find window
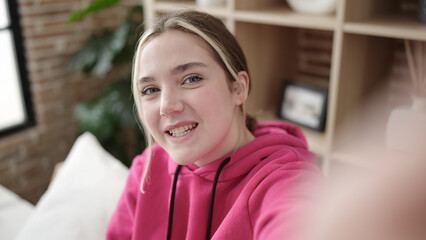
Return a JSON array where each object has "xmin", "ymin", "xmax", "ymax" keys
[{"xmin": 0, "ymin": 0, "xmax": 34, "ymax": 137}]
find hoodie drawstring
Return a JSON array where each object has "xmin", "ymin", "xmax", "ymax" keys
[
  {"xmin": 167, "ymin": 164, "xmax": 182, "ymax": 240},
  {"xmin": 166, "ymin": 157, "xmax": 231, "ymax": 240},
  {"xmin": 205, "ymin": 157, "xmax": 230, "ymax": 240}
]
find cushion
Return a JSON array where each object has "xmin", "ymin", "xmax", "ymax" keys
[
  {"xmin": 15, "ymin": 132, "xmax": 129, "ymax": 240},
  {"xmin": 0, "ymin": 185, "xmax": 34, "ymax": 240}
]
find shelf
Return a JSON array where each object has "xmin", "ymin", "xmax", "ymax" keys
[
  {"xmin": 344, "ymin": 13, "xmax": 426, "ymax": 41},
  {"xmin": 327, "ymin": 152, "xmax": 375, "ymax": 180},
  {"xmin": 331, "ymin": 151, "xmax": 375, "ymax": 168},
  {"xmin": 155, "ymin": 1, "xmax": 228, "ymax": 18},
  {"xmin": 330, "ymin": 144, "xmax": 419, "ymax": 171},
  {"xmin": 146, "ymin": 0, "xmax": 426, "ymax": 172},
  {"xmin": 235, "ymin": 8, "xmax": 336, "ymax": 31},
  {"xmin": 300, "ymin": 127, "xmax": 327, "ymax": 157}
]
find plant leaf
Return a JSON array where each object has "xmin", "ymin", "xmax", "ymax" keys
[
  {"xmin": 65, "ymin": 37, "xmax": 99, "ymax": 73},
  {"xmin": 69, "ymin": 0, "xmax": 121, "ymax": 23},
  {"xmin": 110, "ymin": 21, "xmax": 130, "ymax": 52},
  {"xmin": 65, "ymin": 33, "xmax": 110, "ymax": 73},
  {"xmin": 74, "ymin": 100, "xmax": 117, "ymax": 142},
  {"xmin": 91, "ymin": 44, "xmax": 115, "ymax": 76},
  {"xmin": 66, "ymin": 5, "xmax": 143, "ymax": 77},
  {"xmin": 103, "ymin": 79, "xmax": 135, "ymax": 127}
]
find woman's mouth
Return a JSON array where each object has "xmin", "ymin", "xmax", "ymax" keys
[{"xmin": 168, "ymin": 123, "xmax": 198, "ymax": 137}]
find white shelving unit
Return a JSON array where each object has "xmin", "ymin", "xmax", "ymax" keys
[{"xmin": 142, "ymin": 0, "xmax": 426, "ymax": 175}]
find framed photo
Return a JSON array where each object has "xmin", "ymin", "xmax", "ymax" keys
[{"xmin": 278, "ymin": 82, "xmax": 328, "ymax": 132}]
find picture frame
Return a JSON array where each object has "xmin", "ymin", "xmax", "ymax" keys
[{"xmin": 278, "ymin": 81, "xmax": 328, "ymax": 132}]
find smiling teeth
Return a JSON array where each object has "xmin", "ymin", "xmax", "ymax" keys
[{"xmin": 169, "ymin": 123, "xmax": 197, "ymax": 137}]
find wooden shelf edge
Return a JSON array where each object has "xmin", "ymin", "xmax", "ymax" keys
[
  {"xmin": 344, "ymin": 14, "xmax": 426, "ymax": 41},
  {"xmin": 155, "ymin": 1, "xmax": 228, "ymax": 18},
  {"xmin": 234, "ymin": 9, "xmax": 336, "ymax": 31}
]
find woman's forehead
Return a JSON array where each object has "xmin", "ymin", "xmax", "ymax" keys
[
  {"xmin": 143, "ymin": 30, "xmax": 217, "ymax": 60},
  {"xmin": 138, "ymin": 30, "xmax": 222, "ymax": 73}
]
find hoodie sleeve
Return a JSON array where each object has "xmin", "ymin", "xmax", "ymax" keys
[
  {"xmin": 248, "ymin": 150, "xmax": 324, "ymax": 240},
  {"xmin": 106, "ymin": 153, "xmax": 145, "ymax": 240}
]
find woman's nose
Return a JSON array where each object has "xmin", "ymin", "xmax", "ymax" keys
[{"xmin": 160, "ymin": 90, "xmax": 184, "ymax": 117}]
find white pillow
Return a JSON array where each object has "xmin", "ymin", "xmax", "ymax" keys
[
  {"xmin": 0, "ymin": 185, "xmax": 34, "ymax": 240},
  {"xmin": 15, "ymin": 132, "xmax": 129, "ymax": 240}
]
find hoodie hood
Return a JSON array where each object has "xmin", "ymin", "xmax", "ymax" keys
[{"xmin": 168, "ymin": 121, "xmax": 311, "ymax": 181}]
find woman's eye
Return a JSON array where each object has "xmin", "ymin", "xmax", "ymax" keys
[
  {"xmin": 141, "ymin": 87, "xmax": 160, "ymax": 96},
  {"xmin": 183, "ymin": 75, "xmax": 203, "ymax": 85}
]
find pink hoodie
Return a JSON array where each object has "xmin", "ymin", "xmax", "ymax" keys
[{"xmin": 107, "ymin": 121, "xmax": 322, "ymax": 239}]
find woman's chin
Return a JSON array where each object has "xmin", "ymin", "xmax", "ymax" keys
[{"xmin": 170, "ymin": 154, "xmax": 197, "ymax": 166}]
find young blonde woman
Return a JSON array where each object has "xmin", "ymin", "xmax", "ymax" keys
[{"xmin": 107, "ymin": 10, "xmax": 322, "ymax": 240}]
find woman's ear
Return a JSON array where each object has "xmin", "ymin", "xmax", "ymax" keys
[{"xmin": 233, "ymin": 71, "xmax": 250, "ymax": 106}]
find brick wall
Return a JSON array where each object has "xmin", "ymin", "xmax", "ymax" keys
[{"xmin": 0, "ymin": 0, "xmax": 140, "ymax": 204}]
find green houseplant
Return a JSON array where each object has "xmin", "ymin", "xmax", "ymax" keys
[{"xmin": 66, "ymin": 1, "xmax": 145, "ymax": 167}]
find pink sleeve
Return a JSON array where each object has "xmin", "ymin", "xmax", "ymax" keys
[
  {"xmin": 106, "ymin": 154, "xmax": 145, "ymax": 240},
  {"xmin": 249, "ymin": 153, "xmax": 324, "ymax": 240}
]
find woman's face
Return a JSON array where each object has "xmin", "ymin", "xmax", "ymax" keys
[{"xmin": 136, "ymin": 30, "xmax": 245, "ymax": 166}]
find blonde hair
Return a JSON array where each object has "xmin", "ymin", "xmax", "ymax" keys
[{"xmin": 132, "ymin": 10, "xmax": 256, "ymax": 192}]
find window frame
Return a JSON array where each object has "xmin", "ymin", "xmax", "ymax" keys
[{"xmin": 0, "ymin": 0, "xmax": 35, "ymax": 138}]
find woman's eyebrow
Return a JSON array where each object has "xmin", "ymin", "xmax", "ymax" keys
[
  {"xmin": 138, "ymin": 76, "xmax": 154, "ymax": 86},
  {"xmin": 171, "ymin": 62, "xmax": 208, "ymax": 75},
  {"xmin": 137, "ymin": 62, "xmax": 207, "ymax": 85}
]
